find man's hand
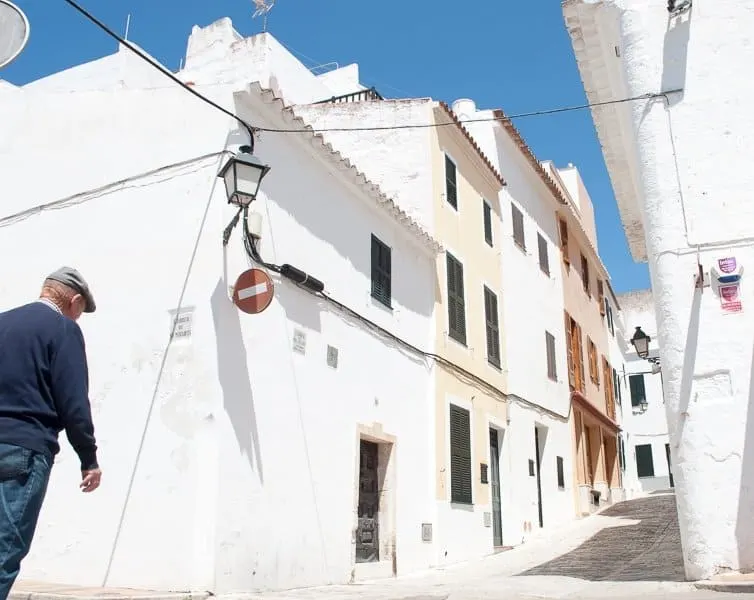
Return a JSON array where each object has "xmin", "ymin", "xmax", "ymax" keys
[{"xmin": 80, "ymin": 468, "xmax": 102, "ymax": 493}]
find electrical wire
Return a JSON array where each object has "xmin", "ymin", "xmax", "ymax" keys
[
  {"xmin": 60, "ymin": 0, "xmax": 680, "ymax": 137},
  {"xmin": 60, "ymin": 0, "xmax": 257, "ymax": 150},
  {"xmin": 240, "ymin": 222, "xmax": 569, "ymax": 422}
]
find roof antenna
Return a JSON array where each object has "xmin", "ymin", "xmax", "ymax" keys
[
  {"xmin": 123, "ymin": 13, "xmax": 131, "ymax": 41},
  {"xmin": 252, "ymin": 0, "xmax": 275, "ymax": 33}
]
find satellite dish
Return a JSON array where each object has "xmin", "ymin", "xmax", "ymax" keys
[{"xmin": 0, "ymin": 0, "xmax": 29, "ymax": 70}]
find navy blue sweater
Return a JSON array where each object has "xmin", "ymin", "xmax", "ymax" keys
[{"xmin": 0, "ymin": 302, "xmax": 98, "ymax": 470}]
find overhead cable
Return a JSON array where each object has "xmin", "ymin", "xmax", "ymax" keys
[{"xmin": 61, "ymin": 0, "xmax": 681, "ymax": 137}]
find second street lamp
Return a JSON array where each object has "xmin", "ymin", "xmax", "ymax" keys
[{"xmin": 630, "ymin": 326, "xmax": 651, "ymax": 359}]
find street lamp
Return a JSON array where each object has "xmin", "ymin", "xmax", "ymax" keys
[
  {"xmin": 218, "ymin": 145, "xmax": 271, "ymax": 207},
  {"xmin": 630, "ymin": 326, "xmax": 651, "ymax": 359}
]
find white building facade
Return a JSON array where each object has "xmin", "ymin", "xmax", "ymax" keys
[
  {"xmin": 0, "ymin": 29, "xmax": 442, "ymax": 593},
  {"xmin": 612, "ymin": 290, "xmax": 672, "ymax": 497},
  {"xmin": 564, "ymin": 0, "xmax": 754, "ymax": 580},
  {"xmin": 451, "ymin": 100, "xmax": 576, "ymax": 542}
]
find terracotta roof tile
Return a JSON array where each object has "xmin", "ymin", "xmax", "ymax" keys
[{"xmin": 437, "ymin": 101, "xmax": 506, "ymax": 187}]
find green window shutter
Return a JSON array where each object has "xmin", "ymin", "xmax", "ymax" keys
[{"xmin": 449, "ymin": 404, "xmax": 472, "ymax": 504}]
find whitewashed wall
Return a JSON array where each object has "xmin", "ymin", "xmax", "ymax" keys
[
  {"xmin": 451, "ymin": 100, "xmax": 575, "ymax": 540},
  {"xmin": 0, "ymin": 72, "xmax": 437, "ymax": 593},
  {"xmin": 565, "ymin": 0, "xmax": 754, "ymax": 579},
  {"xmin": 617, "ymin": 290, "xmax": 671, "ymax": 498},
  {"xmin": 181, "ymin": 19, "xmax": 358, "ymax": 105}
]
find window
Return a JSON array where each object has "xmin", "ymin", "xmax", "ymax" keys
[
  {"xmin": 556, "ymin": 456, "xmax": 565, "ymax": 489},
  {"xmin": 564, "ymin": 312, "xmax": 585, "ymax": 393},
  {"xmin": 606, "ymin": 299, "xmax": 615, "ymax": 336},
  {"xmin": 613, "ymin": 368, "xmax": 622, "ymax": 405},
  {"xmin": 446, "ymin": 253, "xmax": 466, "ymax": 345},
  {"xmin": 445, "ymin": 155, "xmax": 457, "ymax": 209},
  {"xmin": 538, "ymin": 233, "xmax": 550, "ymax": 275},
  {"xmin": 581, "ymin": 254, "xmax": 590, "ymax": 295},
  {"xmin": 484, "ymin": 287, "xmax": 501, "ymax": 368},
  {"xmin": 635, "ymin": 444, "xmax": 655, "ymax": 478},
  {"xmin": 597, "ymin": 280, "xmax": 605, "ymax": 316},
  {"xmin": 370, "ymin": 234, "xmax": 392, "ymax": 308},
  {"xmin": 545, "ymin": 331, "xmax": 557, "ymax": 381},
  {"xmin": 559, "ymin": 219, "xmax": 570, "ymax": 266},
  {"xmin": 512, "ymin": 204, "xmax": 525, "ymax": 249},
  {"xmin": 483, "ymin": 200, "xmax": 493, "ymax": 246},
  {"xmin": 619, "ymin": 436, "xmax": 626, "ymax": 471},
  {"xmin": 603, "ymin": 356, "xmax": 615, "ymax": 420},
  {"xmin": 449, "ymin": 404, "xmax": 472, "ymax": 504},
  {"xmin": 587, "ymin": 338, "xmax": 599, "ymax": 386},
  {"xmin": 629, "ymin": 374, "xmax": 647, "ymax": 407}
]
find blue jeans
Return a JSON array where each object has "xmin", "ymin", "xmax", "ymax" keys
[{"xmin": 0, "ymin": 443, "xmax": 51, "ymax": 600}]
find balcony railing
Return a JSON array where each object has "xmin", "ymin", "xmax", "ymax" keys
[{"xmin": 315, "ymin": 87, "xmax": 384, "ymax": 104}]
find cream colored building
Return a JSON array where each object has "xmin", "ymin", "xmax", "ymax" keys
[
  {"xmin": 429, "ymin": 103, "xmax": 508, "ymax": 563},
  {"xmin": 297, "ymin": 98, "xmax": 507, "ymax": 565}
]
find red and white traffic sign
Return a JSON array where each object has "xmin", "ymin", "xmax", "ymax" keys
[{"xmin": 232, "ymin": 268, "xmax": 274, "ymax": 315}]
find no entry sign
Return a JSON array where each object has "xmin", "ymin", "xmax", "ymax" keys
[{"xmin": 232, "ymin": 268, "xmax": 274, "ymax": 315}]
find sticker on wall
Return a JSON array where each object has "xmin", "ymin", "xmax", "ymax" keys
[
  {"xmin": 292, "ymin": 329, "xmax": 307, "ymax": 354},
  {"xmin": 720, "ymin": 284, "xmax": 743, "ymax": 314}
]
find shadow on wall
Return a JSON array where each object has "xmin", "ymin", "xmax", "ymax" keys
[
  {"xmin": 735, "ymin": 346, "xmax": 754, "ymax": 571},
  {"xmin": 274, "ymin": 276, "xmax": 323, "ymax": 333},
  {"xmin": 662, "ymin": 4, "xmax": 692, "ymax": 105},
  {"xmin": 278, "ymin": 274, "xmax": 430, "ymax": 369},
  {"xmin": 211, "ymin": 278, "xmax": 264, "ymax": 483},
  {"xmin": 255, "ymin": 115, "xmax": 431, "ymax": 318},
  {"xmin": 676, "ymin": 285, "xmax": 702, "ymax": 436}
]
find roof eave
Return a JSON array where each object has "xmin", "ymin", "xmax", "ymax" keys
[
  {"xmin": 242, "ymin": 83, "xmax": 444, "ymax": 255},
  {"xmin": 563, "ymin": 0, "xmax": 648, "ymax": 263},
  {"xmin": 435, "ymin": 101, "xmax": 506, "ymax": 188}
]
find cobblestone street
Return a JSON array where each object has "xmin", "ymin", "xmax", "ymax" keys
[{"xmin": 519, "ymin": 492, "xmax": 684, "ymax": 582}]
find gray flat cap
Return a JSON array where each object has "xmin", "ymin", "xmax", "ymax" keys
[{"xmin": 46, "ymin": 267, "xmax": 96, "ymax": 313}]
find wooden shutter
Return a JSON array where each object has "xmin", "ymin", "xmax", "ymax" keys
[
  {"xmin": 613, "ymin": 368, "xmax": 622, "ymax": 405},
  {"xmin": 581, "ymin": 254, "xmax": 590, "ymax": 295},
  {"xmin": 546, "ymin": 331, "xmax": 557, "ymax": 380},
  {"xmin": 629, "ymin": 374, "xmax": 647, "ymax": 407},
  {"xmin": 370, "ymin": 235, "xmax": 391, "ymax": 307},
  {"xmin": 556, "ymin": 456, "xmax": 565, "ymax": 489},
  {"xmin": 559, "ymin": 219, "xmax": 570, "ymax": 266},
  {"xmin": 483, "ymin": 200, "xmax": 493, "ymax": 246},
  {"xmin": 447, "ymin": 254, "xmax": 466, "ymax": 344},
  {"xmin": 445, "ymin": 155, "xmax": 457, "ymax": 209},
  {"xmin": 484, "ymin": 287, "xmax": 501, "ymax": 367},
  {"xmin": 575, "ymin": 323, "xmax": 586, "ymax": 393},
  {"xmin": 512, "ymin": 205, "xmax": 525, "ymax": 249},
  {"xmin": 564, "ymin": 312, "xmax": 575, "ymax": 388},
  {"xmin": 449, "ymin": 405, "xmax": 472, "ymax": 504},
  {"xmin": 538, "ymin": 233, "xmax": 550, "ymax": 275},
  {"xmin": 598, "ymin": 280, "xmax": 606, "ymax": 316},
  {"xmin": 603, "ymin": 357, "xmax": 615, "ymax": 419},
  {"xmin": 635, "ymin": 444, "xmax": 655, "ymax": 478}
]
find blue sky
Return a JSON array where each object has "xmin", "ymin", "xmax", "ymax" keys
[{"xmin": 2, "ymin": 0, "xmax": 650, "ymax": 293}]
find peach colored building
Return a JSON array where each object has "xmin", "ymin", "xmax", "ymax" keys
[{"xmin": 543, "ymin": 163, "xmax": 621, "ymax": 516}]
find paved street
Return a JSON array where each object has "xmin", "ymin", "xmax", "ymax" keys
[
  {"xmin": 13, "ymin": 493, "xmax": 754, "ymax": 600},
  {"xmin": 519, "ymin": 492, "xmax": 685, "ymax": 581}
]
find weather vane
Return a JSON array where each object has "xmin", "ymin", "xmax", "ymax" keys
[{"xmin": 252, "ymin": 0, "xmax": 276, "ymax": 32}]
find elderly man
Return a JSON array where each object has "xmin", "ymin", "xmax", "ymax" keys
[{"xmin": 0, "ymin": 267, "xmax": 101, "ymax": 599}]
